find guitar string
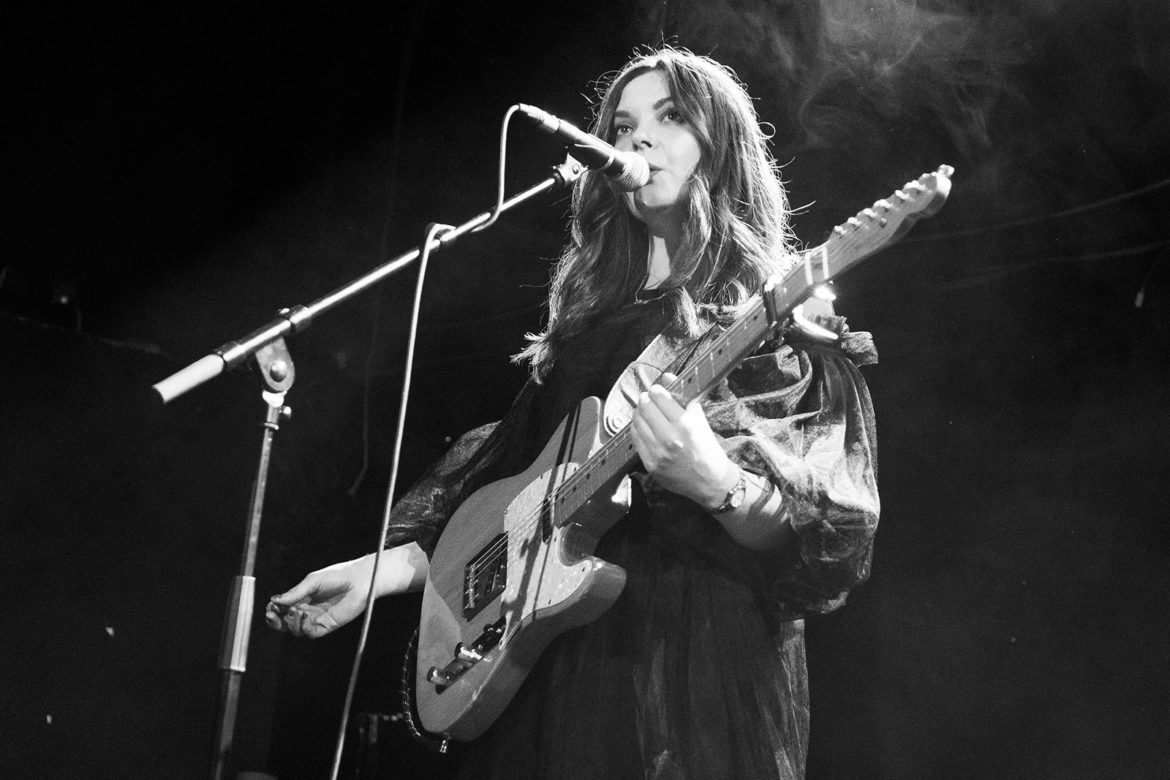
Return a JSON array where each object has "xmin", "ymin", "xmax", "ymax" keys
[
  {"xmin": 464, "ymin": 203, "xmax": 895, "ymax": 586},
  {"xmin": 464, "ymin": 224, "xmax": 866, "ymax": 589},
  {"xmin": 463, "ymin": 317, "xmax": 744, "ymax": 588},
  {"xmin": 463, "ymin": 300, "xmax": 768, "ymax": 594},
  {"xmin": 462, "ymin": 181, "xmax": 925, "ymax": 595}
]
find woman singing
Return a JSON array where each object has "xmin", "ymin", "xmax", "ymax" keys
[{"xmin": 268, "ymin": 45, "xmax": 880, "ymax": 779}]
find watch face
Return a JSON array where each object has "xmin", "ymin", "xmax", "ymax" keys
[
  {"xmin": 711, "ymin": 470, "xmax": 748, "ymax": 512},
  {"xmin": 715, "ymin": 473, "xmax": 748, "ymax": 513}
]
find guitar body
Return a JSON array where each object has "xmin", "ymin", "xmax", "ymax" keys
[{"xmin": 415, "ymin": 396, "xmax": 632, "ymax": 740}]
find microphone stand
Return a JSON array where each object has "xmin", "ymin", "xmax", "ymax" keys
[
  {"xmin": 157, "ymin": 157, "xmax": 586, "ymax": 780},
  {"xmin": 154, "ymin": 156, "xmax": 583, "ymax": 404},
  {"xmin": 211, "ymin": 336, "xmax": 294, "ymax": 780}
]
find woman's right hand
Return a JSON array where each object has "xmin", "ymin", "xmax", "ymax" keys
[
  {"xmin": 265, "ymin": 543, "xmax": 429, "ymax": 639},
  {"xmin": 265, "ymin": 555, "xmax": 375, "ymax": 638}
]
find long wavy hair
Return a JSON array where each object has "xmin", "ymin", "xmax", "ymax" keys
[{"xmin": 516, "ymin": 46, "xmax": 798, "ymax": 381}]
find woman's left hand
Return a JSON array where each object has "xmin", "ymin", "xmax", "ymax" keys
[{"xmin": 630, "ymin": 372, "xmax": 737, "ymax": 509}]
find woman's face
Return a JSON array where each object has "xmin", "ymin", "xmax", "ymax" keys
[{"xmin": 612, "ymin": 69, "xmax": 702, "ymax": 228}]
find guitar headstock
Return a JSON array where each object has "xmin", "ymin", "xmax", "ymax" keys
[
  {"xmin": 826, "ymin": 165, "xmax": 954, "ymax": 271},
  {"xmin": 763, "ymin": 165, "xmax": 953, "ymax": 322}
]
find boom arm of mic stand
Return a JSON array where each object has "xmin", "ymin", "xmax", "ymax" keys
[{"xmin": 152, "ymin": 158, "xmax": 584, "ymax": 403}]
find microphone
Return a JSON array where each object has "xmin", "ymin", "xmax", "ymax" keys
[{"xmin": 517, "ymin": 104, "xmax": 650, "ymax": 191}]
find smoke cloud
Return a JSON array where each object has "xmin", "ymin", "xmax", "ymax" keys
[{"xmin": 633, "ymin": 0, "xmax": 1031, "ymax": 157}]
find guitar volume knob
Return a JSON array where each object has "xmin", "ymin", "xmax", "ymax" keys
[
  {"xmin": 455, "ymin": 643, "xmax": 484, "ymax": 663},
  {"xmin": 427, "ymin": 666, "xmax": 454, "ymax": 686}
]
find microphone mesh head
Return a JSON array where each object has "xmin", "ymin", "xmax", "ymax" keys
[{"xmin": 613, "ymin": 155, "xmax": 651, "ymax": 192}]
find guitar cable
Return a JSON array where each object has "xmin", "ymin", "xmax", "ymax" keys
[
  {"xmin": 328, "ymin": 219, "xmax": 451, "ymax": 780},
  {"xmin": 327, "ymin": 105, "xmax": 520, "ymax": 778}
]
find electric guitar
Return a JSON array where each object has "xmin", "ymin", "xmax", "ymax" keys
[{"xmin": 411, "ymin": 166, "xmax": 954, "ymax": 740}]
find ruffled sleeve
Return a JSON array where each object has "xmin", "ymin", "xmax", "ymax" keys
[
  {"xmin": 702, "ymin": 318, "xmax": 880, "ymax": 616},
  {"xmin": 382, "ymin": 380, "xmax": 539, "ymax": 556}
]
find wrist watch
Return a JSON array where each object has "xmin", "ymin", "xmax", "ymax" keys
[{"xmin": 711, "ymin": 468, "xmax": 749, "ymax": 514}]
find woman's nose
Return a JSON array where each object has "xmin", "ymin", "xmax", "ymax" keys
[{"xmin": 629, "ymin": 128, "xmax": 654, "ymax": 148}]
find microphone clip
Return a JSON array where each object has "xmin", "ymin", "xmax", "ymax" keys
[{"xmin": 553, "ymin": 155, "xmax": 588, "ymax": 188}]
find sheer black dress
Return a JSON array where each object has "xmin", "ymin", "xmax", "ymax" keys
[{"xmin": 387, "ymin": 295, "xmax": 880, "ymax": 779}]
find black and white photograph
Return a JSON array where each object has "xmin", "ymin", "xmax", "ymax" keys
[{"xmin": 2, "ymin": 2, "xmax": 1167, "ymax": 778}]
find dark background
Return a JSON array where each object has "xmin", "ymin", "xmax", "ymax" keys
[{"xmin": 2, "ymin": 1, "xmax": 1168, "ymax": 778}]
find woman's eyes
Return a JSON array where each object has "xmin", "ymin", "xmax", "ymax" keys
[{"xmin": 612, "ymin": 110, "xmax": 684, "ymax": 136}]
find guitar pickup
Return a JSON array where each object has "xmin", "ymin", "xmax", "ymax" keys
[
  {"xmin": 427, "ymin": 619, "xmax": 506, "ymax": 692},
  {"xmin": 463, "ymin": 533, "xmax": 508, "ymax": 619}
]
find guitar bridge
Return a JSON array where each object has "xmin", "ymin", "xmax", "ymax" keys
[
  {"xmin": 463, "ymin": 533, "xmax": 507, "ymax": 619},
  {"xmin": 426, "ymin": 618, "xmax": 506, "ymax": 692}
]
